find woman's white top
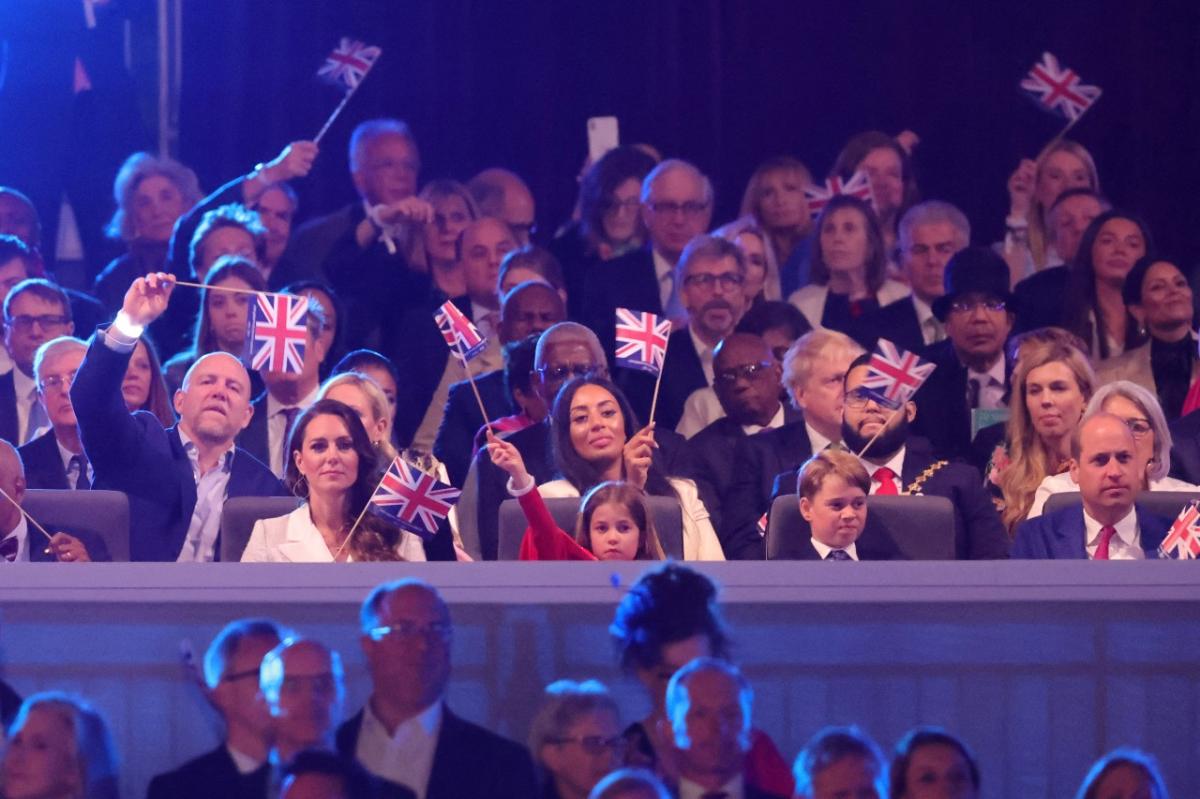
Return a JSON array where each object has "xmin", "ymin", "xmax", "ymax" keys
[
  {"xmin": 537, "ymin": 477, "xmax": 727, "ymax": 561},
  {"xmin": 241, "ymin": 504, "xmax": 428, "ymax": 562},
  {"xmin": 787, "ymin": 279, "xmax": 910, "ymax": 331},
  {"xmin": 1027, "ymin": 472, "xmax": 1198, "ymax": 519}
]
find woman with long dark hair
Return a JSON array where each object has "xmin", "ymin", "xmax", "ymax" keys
[{"xmin": 241, "ymin": 399, "xmax": 425, "ymax": 562}]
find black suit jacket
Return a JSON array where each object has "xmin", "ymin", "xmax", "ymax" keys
[
  {"xmin": 849, "ymin": 295, "xmax": 926, "ymax": 354},
  {"xmin": 72, "ymin": 334, "xmax": 286, "ymax": 561},
  {"xmin": 1168, "ymin": 409, "xmax": 1200, "ymax": 484},
  {"xmin": 617, "ymin": 328, "xmax": 708, "ymax": 433},
  {"xmin": 17, "ymin": 430, "xmax": 70, "ymax": 489},
  {"xmin": 773, "ymin": 529, "xmax": 902, "ymax": 561},
  {"xmin": 911, "ymin": 339, "xmax": 1011, "ymax": 463},
  {"xmin": 769, "ymin": 437, "xmax": 1010, "ymax": 560},
  {"xmin": 1012, "ymin": 265, "xmax": 1068, "ymax": 335},
  {"xmin": 0, "ymin": 370, "xmax": 20, "ymax": 444},
  {"xmin": 236, "ymin": 393, "xmax": 270, "ymax": 469},
  {"xmin": 0, "ymin": 679, "xmax": 20, "ymax": 730},
  {"xmin": 433, "ymin": 369, "xmax": 513, "ymax": 488},
  {"xmin": 146, "ymin": 744, "xmax": 270, "ymax": 799},
  {"xmin": 583, "ymin": 246, "xmax": 663, "ymax": 354},
  {"xmin": 682, "ymin": 407, "xmax": 803, "ymax": 537},
  {"xmin": 719, "ymin": 420, "xmax": 816, "ymax": 560},
  {"xmin": 336, "ymin": 706, "xmax": 536, "ymax": 799},
  {"xmin": 389, "ymin": 295, "xmax": 474, "ymax": 449}
]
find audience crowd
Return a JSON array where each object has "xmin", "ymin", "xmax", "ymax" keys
[
  {"xmin": 0, "ymin": 568, "xmax": 1176, "ymax": 798},
  {"xmin": 3, "ymin": 119, "xmax": 1200, "ymax": 565}
]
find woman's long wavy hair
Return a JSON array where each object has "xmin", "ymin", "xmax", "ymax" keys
[
  {"xmin": 574, "ymin": 480, "xmax": 666, "ymax": 560},
  {"xmin": 998, "ymin": 340, "xmax": 1096, "ymax": 532},
  {"xmin": 317, "ymin": 372, "xmax": 399, "ymax": 465},
  {"xmin": 550, "ymin": 376, "xmax": 677, "ymax": 501},
  {"xmin": 1062, "ymin": 209, "xmax": 1153, "ymax": 359},
  {"xmin": 133, "ymin": 336, "xmax": 176, "ymax": 428},
  {"xmin": 1026, "ymin": 139, "xmax": 1100, "ymax": 271},
  {"xmin": 285, "ymin": 398, "xmax": 404, "ymax": 561}
]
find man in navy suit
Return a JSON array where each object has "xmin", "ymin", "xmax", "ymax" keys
[
  {"xmin": 18, "ymin": 336, "xmax": 90, "ymax": 490},
  {"xmin": 619, "ymin": 235, "xmax": 749, "ymax": 431},
  {"xmin": 849, "ymin": 200, "xmax": 968, "ymax": 353},
  {"xmin": 0, "ymin": 439, "xmax": 107, "ymax": 562},
  {"xmin": 71, "ymin": 273, "xmax": 284, "ymax": 562},
  {"xmin": 337, "ymin": 579, "xmax": 537, "ymax": 799},
  {"xmin": 147, "ymin": 618, "xmax": 288, "ymax": 799},
  {"xmin": 584, "ymin": 159, "xmax": 714, "ymax": 354},
  {"xmin": 1014, "ymin": 413, "xmax": 1171, "ymax": 559}
]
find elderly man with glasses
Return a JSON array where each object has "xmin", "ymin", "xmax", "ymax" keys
[
  {"xmin": 338, "ymin": 579, "xmax": 536, "ymax": 799},
  {"xmin": 17, "ymin": 336, "xmax": 91, "ymax": 489}
]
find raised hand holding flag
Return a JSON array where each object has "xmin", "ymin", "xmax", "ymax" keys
[
  {"xmin": 803, "ymin": 172, "xmax": 875, "ymax": 219},
  {"xmin": 244, "ymin": 293, "xmax": 309, "ymax": 374},
  {"xmin": 1159, "ymin": 501, "xmax": 1200, "ymax": 560},
  {"xmin": 1020, "ymin": 52, "xmax": 1102, "ymax": 123}
]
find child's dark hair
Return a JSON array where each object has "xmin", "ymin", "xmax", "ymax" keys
[
  {"xmin": 609, "ymin": 564, "xmax": 730, "ymax": 672},
  {"xmin": 574, "ymin": 481, "xmax": 666, "ymax": 560}
]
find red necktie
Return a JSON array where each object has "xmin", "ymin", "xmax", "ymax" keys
[
  {"xmin": 873, "ymin": 467, "xmax": 899, "ymax": 496},
  {"xmin": 1094, "ymin": 525, "xmax": 1117, "ymax": 560}
]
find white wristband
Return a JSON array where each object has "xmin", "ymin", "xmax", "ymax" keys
[
  {"xmin": 112, "ymin": 310, "xmax": 145, "ymax": 339},
  {"xmin": 506, "ymin": 475, "xmax": 536, "ymax": 497}
]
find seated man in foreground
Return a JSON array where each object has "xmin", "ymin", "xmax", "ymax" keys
[
  {"xmin": 1013, "ymin": 412, "xmax": 1171, "ymax": 559},
  {"xmin": 71, "ymin": 273, "xmax": 284, "ymax": 562}
]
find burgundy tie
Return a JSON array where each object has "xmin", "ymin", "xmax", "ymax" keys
[
  {"xmin": 873, "ymin": 467, "xmax": 899, "ymax": 496},
  {"xmin": 1094, "ymin": 525, "xmax": 1117, "ymax": 560}
]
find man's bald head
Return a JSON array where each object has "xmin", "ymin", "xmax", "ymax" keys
[
  {"xmin": 175, "ymin": 351, "xmax": 255, "ymax": 445},
  {"xmin": 1070, "ymin": 412, "xmax": 1141, "ymax": 525},
  {"xmin": 468, "ymin": 168, "xmax": 536, "ymax": 244},
  {"xmin": 714, "ymin": 333, "xmax": 773, "ymax": 372},
  {"xmin": 500, "ymin": 281, "xmax": 565, "ymax": 343},
  {"xmin": 712, "ymin": 333, "xmax": 783, "ymax": 427},
  {"xmin": 0, "ymin": 439, "xmax": 27, "ymax": 533}
]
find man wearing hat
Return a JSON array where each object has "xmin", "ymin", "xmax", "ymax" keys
[{"xmin": 911, "ymin": 246, "xmax": 1017, "ymax": 463}]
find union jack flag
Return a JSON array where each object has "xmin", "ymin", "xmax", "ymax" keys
[
  {"xmin": 615, "ymin": 308, "xmax": 671, "ymax": 375},
  {"xmin": 435, "ymin": 300, "xmax": 487, "ymax": 362},
  {"xmin": 803, "ymin": 171, "xmax": 875, "ymax": 219},
  {"xmin": 317, "ymin": 38, "xmax": 382, "ymax": 92},
  {"xmin": 1159, "ymin": 501, "xmax": 1200, "ymax": 560},
  {"xmin": 860, "ymin": 339, "xmax": 935, "ymax": 409},
  {"xmin": 245, "ymin": 293, "xmax": 308, "ymax": 374},
  {"xmin": 1019, "ymin": 52, "xmax": 1102, "ymax": 122},
  {"xmin": 370, "ymin": 457, "xmax": 461, "ymax": 539}
]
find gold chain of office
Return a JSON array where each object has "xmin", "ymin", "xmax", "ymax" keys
[{"xmin": 904, "ymin": 460, "xmax": 949, "ymax": 495}]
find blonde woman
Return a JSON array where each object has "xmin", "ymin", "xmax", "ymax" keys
[
  {"xmin": 1, "ymin": 692, "xmax": 119, "ymax": 799},
  {"xmin": 994, "ymin": 340, "xmax": 1095, "ymax": 532},
  {"xmin": 1002, "ymin": 139, "xmax": 1100, "ymax": 283},
  {"xmin": 318, "ymin": 371, "xmax": 398, "ymax": 465},
  {"xmin": 738, "ymin": 155, "xmax": 814, "ymax": 300}
]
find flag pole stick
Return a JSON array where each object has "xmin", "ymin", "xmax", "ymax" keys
[
  {"xmin": 333, "ymin": 468, "xmax": 391, "ymax": 562},
  {"xmin": 0, "ymin": 484, "xmax": 55, "ymax": 544},
  {"xmin": 456, "ymin": 338, "xmax": 495, "ymax": 438},
  {"xmin": 856, "ymin": 405, "xmax": 904, "ymax": 459},
  {"xmin": 170, "ymin": 280, "xmax": 288, "ymax": 299},
  {"xmin": 314, "ymin": 57, "xmax": 380, "ymax": 145},
  {"xmin": 647, "ymin": 334, "xmax": 671, "ymax": 427}
]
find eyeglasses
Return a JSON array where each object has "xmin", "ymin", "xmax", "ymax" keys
[
  {"xmin": 1123, "ymin": 417, "xmax": 1153, "ymax": 438},
  {"xmin": 845, "ymin": 388, "xmax": 891, "ymax": 409},
  {"xmin": 714, "ymin": 361, "xmax": 775, "ymax": 385},
  {"xmin": 5, "ymin": 314, "xmax": 70, "ymax": 332},
  {"xmin": 536, "ymin": 364, "xmax": 599, "ymax": 382},
  {"xmin": 548, "ymin": 735, "xmax": 626, "ymax": 756},
  {"xmin": 948, "ymin": 299, "xmax": 1006, "ymax": 314},
  {"xmin": 683, "ymin": 272, "xmax": 744, "ymax": 290},
  {"xmin": 647, "ymin": 200, "xmax": 709, "ymax": 218},
  {"xmin": 38, "ymin": 370, "xmax": 78, "ymax": 392},
  {"xmin": 366, "ymin": 622, "xmax": 452, "ymax": 643}
]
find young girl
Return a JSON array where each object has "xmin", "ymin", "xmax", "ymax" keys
[{"xmin": 488, "ymin": 431, "xmax": 666, "ymax": 560}]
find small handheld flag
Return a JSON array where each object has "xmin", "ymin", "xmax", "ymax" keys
[
  {"xmin": 1159, "ymin": 501, "xmax": 1200, "ymax": 560},
  {"xmin": 615, "ymin": 308, "xmax": 671, "ymax": 375},
  {"xmin": 245, "ymin": 293, "xmax": 308, "ymax": 374},
  {"xmin": 860, "ymin": 339, "xmax": 936, "ymax": 409},
  {"xmin": 318, "ymin": 38, "xmax": 382, "ymax": 92},
  {"xmin": 435, "ymin": 300, "xmax": 487, "ymax": 362},
  {"xmin": 1019, "ymin": 52, "xmax": 1102, "ymax": 122},
  {"xmin": 370, "ymin": 457, "xmax": 462, "ymax": 539},
  {"xmin": 803, "ymin": 172, "xmax": 875, "ymax": 219}
]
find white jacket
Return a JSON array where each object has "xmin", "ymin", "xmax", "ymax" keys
[
  {"xmin": 787, "ymin": 279, "xmax": 911, "ymax": 331},
  {"xmin": 241, "ymin": 505, "xmax": 427, "ymax": 562}
]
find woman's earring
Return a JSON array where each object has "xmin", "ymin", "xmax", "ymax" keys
[{"xmin": 291, "ymin": 473, "xmax": 310, "ymax": 500}]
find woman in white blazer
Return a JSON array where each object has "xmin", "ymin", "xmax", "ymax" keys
[
  {"xmin": 527, "ymin": 376, "xmax": 725, "ymax": 560},
  {"xmin": 242, "ymin": 398, "xmax": 425, "ymax": 562},
  {"xmin": 788, "ymin": 194, "xmax": 909, "ymax": 334}
]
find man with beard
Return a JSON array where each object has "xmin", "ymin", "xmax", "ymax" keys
[
  {"xmin": 666, "ymin": 658, "xmax": 786, "ymax": 799},
  {"xmin": 820, "ymin": 352, "xmax": 1009, "ymax": 560},
  {"xmin": 911, "ymin": 247, "xmax": 1016, "ymax": 463},
  {"xmin": 619, "ymin": 235, "xmax": 748, "ymax": 431}
]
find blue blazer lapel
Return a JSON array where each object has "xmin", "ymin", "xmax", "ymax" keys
[
  {"xmin": 1053, "ymin": 506, "xmax": 1089, "ymax": 559},
  {"xmin": 1135, "ymin": 505, "xmax": 1167, "ymax": 559},
  {"xmin": 167, "ymin": 426, "xmax": 198, "ymax": 556}
]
